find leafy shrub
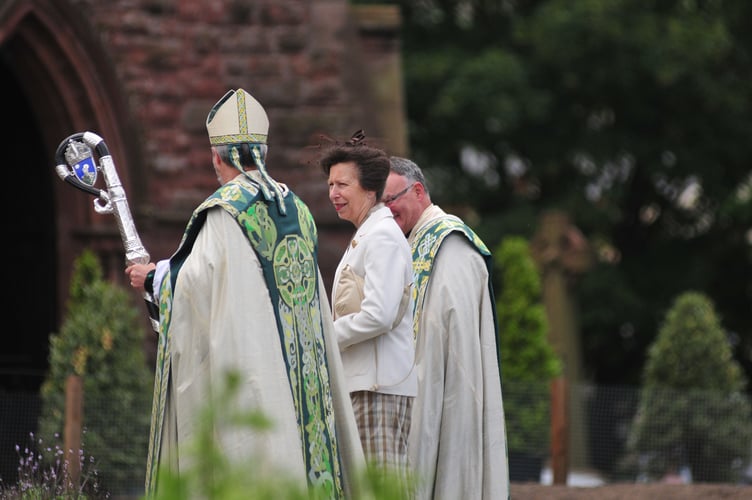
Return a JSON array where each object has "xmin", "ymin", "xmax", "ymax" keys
[
  {"xmin": 625, "ymin": 291, "xmax": 752, "ymax": 482},
  {"xmin": 38, "ymin": 250, "xmax": 153, "ymax": 495},
  {"xmin": 495, "ymin": 236, "xmax": 561, "ymax": 457}
]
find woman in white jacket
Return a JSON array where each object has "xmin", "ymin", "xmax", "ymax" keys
[{"xmin": 319, "ymin": 133, "xmax": 417, "ymax": 481}]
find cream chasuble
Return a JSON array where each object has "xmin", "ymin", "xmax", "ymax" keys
[
  {"xmin": 145, "ymin": 176, "xmax": 363, "ymax": 498},
  {"xmin": 407, "ymin": 204, "xmax": 510, "ymax": 500}
]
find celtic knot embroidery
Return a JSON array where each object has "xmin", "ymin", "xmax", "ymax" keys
[
  {"xmin": 239, "ymin": 202, "xmax": 276, "ymax": 261},
  {"xmin": 274, "ymin": 234, "xmax": 316, "ymax": 306}
]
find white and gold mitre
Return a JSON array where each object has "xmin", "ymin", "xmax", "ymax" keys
[{"xmin": 206, "ymin": 88, "xmax": 269, "ymax": 146}]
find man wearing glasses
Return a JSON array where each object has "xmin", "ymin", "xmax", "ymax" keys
[{"xmin": 384, "ymin": 157, "xmax": 509, "ymax": 500}]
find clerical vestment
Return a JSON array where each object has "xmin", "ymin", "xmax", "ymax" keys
[
  {"xmin": 146, "ymin": 175, "xmax": 363, "ymax": 498},
  {"xmin": 408, "ymin": 204, "xmax": 510, "ymax": 500}
]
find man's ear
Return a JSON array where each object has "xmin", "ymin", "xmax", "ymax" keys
[{"xmin": 210, "ymin": 147, "xmax": 220, "ymax": 166}]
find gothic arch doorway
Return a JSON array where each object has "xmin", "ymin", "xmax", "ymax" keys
[
  {"xmin": 0, "ymin": 54, "xmax": 55, "ymax": 393},
  {"xmin": 0, "ymin": 1, "xmax": 142, "ymax": 392},
  {"xmin": 0, "ymin": 0, "xmax": 144, "ymax": 481}
]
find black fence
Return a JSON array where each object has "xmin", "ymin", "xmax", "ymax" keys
[
  {"xmin": 0, "ymin": 390, "xmax": 149, "ymax": 497},
  {"xmin": 502, "ymin": 381, "xmax": 752, "ymax": 485},
  {"xmin": 1, "ymin": 381, "xmax": 751, "ymax": 496}
]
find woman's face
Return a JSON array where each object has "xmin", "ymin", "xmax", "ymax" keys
[{"xmin": 328, "ymin": 161, "xmax": 375, "ymax": 227}]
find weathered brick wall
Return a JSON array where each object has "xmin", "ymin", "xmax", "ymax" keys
[{"xmin": 67, "ymin": 0, "xmax": 405, "ymax": 285}]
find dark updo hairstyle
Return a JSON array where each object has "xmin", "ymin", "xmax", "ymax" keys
[{"xmin": 318, "ymin": 132, "xmax": 390, "ymax": 201}]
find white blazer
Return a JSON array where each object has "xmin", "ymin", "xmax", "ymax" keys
[{"xmin": 332, "ymin": 205, "xmax": 417, "ymax": 396}]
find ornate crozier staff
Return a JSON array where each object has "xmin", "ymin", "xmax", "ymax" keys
[{"xmin": 55, "ymin": 131, "xmax": 159, "ymax": 334}]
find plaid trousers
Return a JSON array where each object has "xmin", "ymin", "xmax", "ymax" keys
[{"xmin": 351, "ymin": 390, "xmax": 413, "ymax": 478}]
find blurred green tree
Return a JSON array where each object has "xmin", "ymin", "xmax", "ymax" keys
[
  {"xmin": 495, "ymin": 236, "xmax": 560, "ymax": 475},
  {"xmin": 38, "ymin": 249, "xmax": 153, "ymax": 495},
  {"xmin": 371, "ymin": 0, "xmax": 752, "ymax": 386},
  {"xmin": 624, "ymin": 291, "xmax": 752, "ymax": 482}
]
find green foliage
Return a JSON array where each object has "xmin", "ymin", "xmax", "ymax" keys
[
  {"xmin": 147, "ymin": 371, "xmax": 413, "ymax": 500},
  {"xmin": 38, "ymin": 249, "xmax": 153, "ymax": 495},
  {"xmin": 395, "ymin": 0, "xmax": 752, "ymax": 388},
  {"xmin": 625, "ymin": 291, "xmax": 752, "ymax": 482},
  {"xmin": 644, "ymin": 292, "xmax": 745, "ymax": 391},
  {"xmin": 495, "ymin": 236, "xmax": 560, "ymax": 455},
  {"xmin": 496, "ymin": 236, "xmax": 560, "ymax": 381}
]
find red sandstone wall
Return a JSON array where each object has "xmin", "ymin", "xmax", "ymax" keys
[{"xmin": 70, "ymin": 0, "xmax": 406, "ymax": 286}]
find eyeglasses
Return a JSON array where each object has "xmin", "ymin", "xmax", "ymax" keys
[{"xmin": 383, "ymin": 183, "xmax": 415, "ymax": 205}]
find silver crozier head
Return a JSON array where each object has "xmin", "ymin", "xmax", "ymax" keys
[{"xmin": 64, "ymin": 140, "xmax": 98, "ymax": 187}]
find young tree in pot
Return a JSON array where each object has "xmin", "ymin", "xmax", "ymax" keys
[
  {"xmin": 625, "ymin": 291, "xmax": 752, "ymax": 483},
  {"xmin": 495, "ymin": 236, "xmax": 562, "ymax": 481}
]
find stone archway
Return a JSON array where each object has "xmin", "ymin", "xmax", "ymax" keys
[
  {"xmin": 0, "ymin": 0, "xmax": 145, "ymax": 481},
  {"xmin": 0, "ymin": 0, "xmax": 142, "ymax": 392}
]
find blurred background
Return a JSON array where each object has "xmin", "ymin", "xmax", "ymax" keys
[{"xmin": 2, "ymin": 0, "xmax": 752, "ymax": 495}]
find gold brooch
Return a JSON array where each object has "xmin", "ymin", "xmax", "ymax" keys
[{"xmin": 351, "ymin": 239, "xmax": 358, "ymax": 248}]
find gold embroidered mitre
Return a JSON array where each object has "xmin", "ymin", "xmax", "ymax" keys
[{"xmin": 206, "ymin": 88, "xmax": 269, "ymax": 146}]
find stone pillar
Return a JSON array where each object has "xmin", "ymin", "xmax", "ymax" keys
[
  {"xmin": 351, "ymin": 4, "xmax": 408, "ymax": 157},
  {"xmin": 531, "ymin": 210, "xmax": 593, "ymax": 471}
]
